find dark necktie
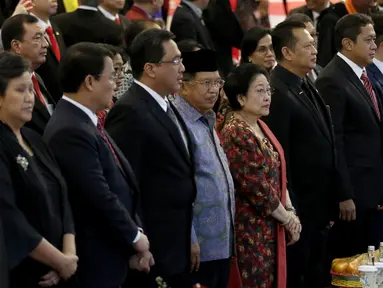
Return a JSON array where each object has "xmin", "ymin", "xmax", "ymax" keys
[
  {"xmin": 97, "ymin": 122, "xmax": 120, "ymax": 165},
  {"xmin": 166, "ymin": 101, "xmax": 189, "ymax": 154},
  {"xmin": 361, "ymin": 71, "xmax": 381, "ymax": 120},
  {"xmin": 301, "ymin": 79, "xmax": 327, "ymax": 125},
  {"xmin": 31, "ymin": 74, "xmax": 46, "ymax": 106},
  {"xmin": 46, "ymin": 26, "xmax": 61, "ymax": 61}
]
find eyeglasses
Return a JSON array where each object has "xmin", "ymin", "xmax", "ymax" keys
[
  {"xmin": 255, "ymin": 45, "xmax": 274, "ymax": 55},
  {"xmin": 156, "ymin": 57, "xmax": 183, "ymax": 65},
  {"xmin": 186, "ymin": 79, "xmax": 225, "ymax": 89}
]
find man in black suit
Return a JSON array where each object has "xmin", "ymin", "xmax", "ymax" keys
[
  {"xmin": 2, "ymin": 14, "xmax": 55, "ymax": 135},
  {"xmin": 105, "ymin": 29, "xmax": 196, "ymax": 288},
  {"xmin": 171, "ymin": 0, "xmax": 214, "ymax": 51},
  {"xmin": 316, "ymin": 14, "xmax": 383, "ymax": 258},
  {"xmin": 202, "ymin": 0, "xmax": 243, "ymax": 78},
  {"xmin": 289, "ymin": 0, "xmax": 331, "ymax": 27},
  {"xmin": 316, "ymin": 0, "xmax": 377, "ymax": 67},
  {"xmin": 265, "ymin": 21, "xmax": 342, "ymax": 288},
  {"xmin": 285, "ymin": 13, "xmax": 323, "ymax": 82},
  {"xmin": 30, "ymin": 0, "xmax": 67, "ymax": 103},
  {"xmin": 52, "ymin": 0, "xmax": 123, "ymax": 47},
  {"xmin": 43, "ymin": 42, "xmax": 152, "ymax": 288},
  {"xmin": 98, "ymin": 0, "xmax": 131, "ymax": 31}
]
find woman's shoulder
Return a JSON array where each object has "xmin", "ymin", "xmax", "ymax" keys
[{"xmin": 221, "ymin": 115, "xmax": 251, "ymax": 138}]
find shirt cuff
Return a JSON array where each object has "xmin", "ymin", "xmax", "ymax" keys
[{"xmin": 132, "ymin": 228, "xmax": 142, "ymax": 243}]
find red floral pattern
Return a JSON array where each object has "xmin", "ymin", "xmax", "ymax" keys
[{"xmin": 221, "ymin": 116, "xmax": 281, "ymax": 288}]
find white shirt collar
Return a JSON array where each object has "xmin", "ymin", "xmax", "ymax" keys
[
  {"xmin": 134, "ymin": 80, "xmax": 168, "ymax": 112},
  {"xmin": 312, "ymin": 2, "xmax": 330, "ymax": 23},
  {"xmin": 30, "ymin": 13, "xmax": 51, "ymax": 31},
  {"xmin": 62, "ymin": 96, "xmax": 98, "ymax": 126},
  {"xmin": 337, "ymin": 52, "xmax": 365, "ymax": 80},
  {"xmin": 78, "ymin": 5, "xmax": 99, "ymax": 11},
  {"xmin": 97, "ymin": 5, "xmax": 118, "ymax": 21},
  {"xmin": 373, "ymin": 58, "xmax": 383, "ymax": 75}
]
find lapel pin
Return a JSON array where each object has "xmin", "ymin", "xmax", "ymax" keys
[{"xmin": 55, "ymin": 31, "xmax": 60, "ymax": 36}]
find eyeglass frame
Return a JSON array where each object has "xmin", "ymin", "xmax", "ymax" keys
[{"xmin": 184, "ymin": 79, "xmax": 225, "ymax": 89}]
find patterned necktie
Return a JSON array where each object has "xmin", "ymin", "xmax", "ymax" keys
[
  {"xmin": 97, "ymin": 122, "xmax": 120, "ymax": 165},
  {"xmin": 45, "ymin": 26, "xmax": 61, "ymax": 61},
  {"xmin": 31, "ymin": 74, "xmax": 46, "ymax": 106},
  {"xmin": 166, "ymin": 101, "xmax": 189, "ymax": 154},
  {"xmin": 361, "ymin": 71, "xmax": 381, "ymax": 120}
]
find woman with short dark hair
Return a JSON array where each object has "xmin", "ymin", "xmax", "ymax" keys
[
  {"xmin": 0, "ymin": 52, "xmax": 78, "ymax": 287},
  {"xmin": 221, "ymin": 64, "xmax": 301, "ymax": 288},
  {"xmin": 240, "ymin": 26, "xmax": 276, "ymax": 71}
]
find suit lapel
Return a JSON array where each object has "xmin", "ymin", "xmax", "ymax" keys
[
  {"xmin": 104, "ymin": 130, "xmax": 140, "ymax": 194},
  {"xmin": 23, "ymin": 132, "xmax": 66, "ymax": 191},
  {"xmin": 181, "ymin": 3, "xmax": 214, "ymax": 49},
  {"xmin": 336, "ymin": 56, "xmax": 381, "ymax": 123},
  {"xmin": 136, "ymin": 85, "xmax": 191, "ymax": 164},
  {"xmin": 290, "ymin": 82, "xmax": 332, "ymax": 143}
]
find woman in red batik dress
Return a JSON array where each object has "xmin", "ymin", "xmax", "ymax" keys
[{"xmin": 221, "ymin": 64, "xmax": 301, "ymax": 288}]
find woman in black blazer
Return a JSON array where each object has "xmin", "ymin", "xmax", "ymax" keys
[{"xmin": 0, "ymin": 53, "xmax": 78, "ymax": 287}]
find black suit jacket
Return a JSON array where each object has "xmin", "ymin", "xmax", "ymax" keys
[
  {"xmin": 264, "ymin": 65, "xmax": 339, "ymax": 225},
  {"xmin": 289, "ymin": 4, "xmax": 314, "ymax": 20},
  {"xmin": 171, "ymin": 1, "xmax": 215, "ymax": 50},
  {"xmin": 35, "ymin": 22, "xmax": 66, "ymax": 103},
  {"xmin": 117, "ymin": 14, "xmax": 131, "ymax": 31},
  {"xmin": 105, "ymin": 83, "xmax": 196, "ymax": 277},
  {"xmin": 52, "ymin": 8, "xmax": 123, "ymax": 47},
  {"xmin": 202, "ymin": 0, "xmax": 243, "ymax": 78},
  {"xmin": 97, "ymin": 10, "xmax": 131, "ymax": 32},
  {"xmin": 0, "ymin": 122, "xmax": 74, "ymax": 285},
  {"xmin": 0, "ymin": 216, "xmax": 8, "ymax": 288},
  {"xmin": 367, "ymin": 62, "xmax": 383, "ymax": 104},
  {"xmin": 43, "ymin": 99, "xmax": 141, "ymax": 288},
  {"xmin": 316, "ymin": 55, "xmax": 383, "ymax": 209},
  {"xmin": 26, "ymin": 73, "xmax": 55, "ymax": 135}
]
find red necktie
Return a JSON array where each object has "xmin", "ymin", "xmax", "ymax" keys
[
  {"xmin": 31, "ymin": 74, "xmax": 46, "ymax": 106},
  {"xmin": 361, "ymin": 71, "xmax": 381, "ymax": 120},
  {"xmin": 46, "ymin": 26, "xmax": 61, "ymax": 61},
  {"xmin": 115, "ymin": 17, "xmax": 121, "ymax": 24},
  {"xmin": 97, "ymin": 122, "xmax": 120, "ymax": 165}
]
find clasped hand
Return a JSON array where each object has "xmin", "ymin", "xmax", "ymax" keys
[
  {"xmin": 284, "ymin": 213, "xmax": 302, "ymax": 246},
  {"xmin": 129, "ymin": 251, "xmax": 155, "ymax": 273}
]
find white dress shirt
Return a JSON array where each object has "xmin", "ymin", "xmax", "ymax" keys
[
  {"xmin": 98, "ymin": 5, "xmax": 119, "ymax": 21},
  {"xmin": 134, "ymin": 80, "xmax": 168, "ymax": 111},
  {"xmin": 31, "ymin": 72, "xmax": 54, "ymax": 115},
  {"xmin": 78, "ymin": 5, "xmax": 99, "ymax": 11},
  {"xmin": 337, "ymin": 52, "xmax": 364, "ymax": 83},
  {"xmin": 62, "ymin": 96, "xmax": 98, "ymax": 126},
  {"xmin": 62, "ymin": 96, "xmax": 142, "ymax": 243}
]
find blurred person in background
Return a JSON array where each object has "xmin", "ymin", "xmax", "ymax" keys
[
  {"xmin": 98, "ymin": 0, "xmax": 131, "ymax": 30},
  {"xmin": 240, "ymin": 26, "xmax": 275, "ymax": 72},
  {"xmin": 96, "ymin": 44, "xmax": 125, "ymax": 127},
  {"xmin": 52, "ymin": 0, "xmax": 123, "ymax": 47},
  {"xmin": 317, "ymin": 0, "xmax": 378, "ymax": 67},
  {"xmin": 30, "ymin": 0, "xmax": 67, "ymax": 103},
  {"xmin": 235, "ymin": 0, "xmax": 270, "ymax": 31},
  {"xmin": 289, "ymin": 0, "xmax": 332, "ymax": 27},
  {"xmin": 2, "ymin": 14, "xmax": 54, "ymax": 135}
]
